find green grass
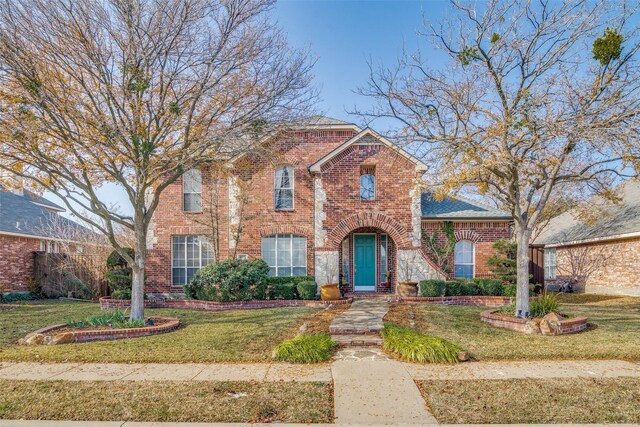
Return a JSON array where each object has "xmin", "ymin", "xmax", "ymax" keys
[
  {"xmin": 0, "ymin": 380, "xmax": 332, "ymax": 423},
  {"xmin": 419, "ymin": 378, "xmax": 640, "ymax": 424},
  {"xmin": 395, "ymin": 294, "xmax": 640, "ymax": 360},
  {"xmin": 0, "ymin": 300, "xmax": 319, "ymax": 363},
  {"xmin": 273, "ymin": 333, "xmax": 335, "ymax": 363},
  {"xmin": 381, "ymin": 323, "xmax": 460, "ymax": 363}
]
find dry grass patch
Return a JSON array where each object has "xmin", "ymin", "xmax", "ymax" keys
[
  {"xmin": 0, "ymin": 380, "xmax": 331, "ymax": 423},
  {"xmin": 419, "ymin": 378, "xmax": 640, "ymax": 424},
  {"xmin": 0, "ymin": 300, "xmax": 319, "ymax": 363},
  {"xmin": 303, "ymin": 304, "xmax": 351, "ymax": 334},
  {"xmin": 396, "ymin": 297, "xmax": 640, "ymax": 360}
]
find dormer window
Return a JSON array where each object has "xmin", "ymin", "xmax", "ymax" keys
[
  {"xmin": 360, "ymin": 166, "xmax": 375, "ymax": 200},
  {"xmin": 274, "ymin": 165, "xmax": 294, "ymax": 210},
  {"xmin": 183, "ymin": 169, "xmax": 202, "ymax": 212}
]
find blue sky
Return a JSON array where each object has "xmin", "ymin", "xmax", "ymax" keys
[
  {"xmin": 51, "ymin": 0, "xmax": 450, "ymax": 218},
  {"xmin": 275, "ymin": 0, "xmax": 448, "ymax": 131}
]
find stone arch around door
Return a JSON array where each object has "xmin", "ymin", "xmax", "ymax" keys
[{"xmin": 324, "ymin": 212, "xmax": 413, "ymax": 250}]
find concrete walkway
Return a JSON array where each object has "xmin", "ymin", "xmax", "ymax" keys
[{"xmin": 1, "ymin": 359, "xmax": 638, "ymax": 382}]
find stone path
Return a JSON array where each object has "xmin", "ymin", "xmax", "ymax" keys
[{"xmin": 329, "ymin": 298, "xmax": 388, "ymax": 335}]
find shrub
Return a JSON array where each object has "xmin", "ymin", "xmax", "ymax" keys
[
  {"xmin": 273, "ymin": 334, "xmax": 335, "ymax": 363},
  {"xmin": 504, "ymin": 284, "xmax": 517, "ymax": 297},
  {"xmin": 270, "ymin": 283, "xmax": 297, "ymax": 300},
  {"xmin": 530, "ymin": 292, "xmax": 560, "ymax": 318},
  {"xmin": 262, "ymin": 276, "xmax": 314, "ymax": 286},
  {"xmin": 296, "ymin": 280, "xmax": 317, "ymax": 300},
  {"xmin": 0, "ymin": 292, "xmax": 35, "ymax": 303},
  {"xmin": 66, "ymin": 309, "xmax": 147, "ymax": 329},
  {"xmin": 381, "ymin": 323, "xmax": 460, "ymax": 363},
  {"xmin": 419, "ymin": 280, "xmax": 448, "ymax": 297},
  {"xmin": 110, "ymin": 289, "xmax": 131, "ymax": 300},
  {"xmin": 186, "ymin": 259, "xmax": 270, "ymax": 302},
  {"xmin": 473, "ymin": 278, "xmax": 504, "ymax": 296},
  {"xmin": 105, "ymin": 248, "xmax": 134, "ymax": 294}
]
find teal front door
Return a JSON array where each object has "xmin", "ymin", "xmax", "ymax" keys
[{"xmin": 354, "ymin": 234, "xmax": 376, "ymax": 291}]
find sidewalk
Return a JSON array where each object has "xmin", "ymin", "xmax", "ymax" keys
[{"xmin": 0, "ymin": 359, "xmax": 638, "ymax": 382}]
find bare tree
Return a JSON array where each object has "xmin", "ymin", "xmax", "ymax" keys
[
  {"xmin": 0, "ymin": 0, "xmax": 316, "ymax": 318},
  {"xmin": 353, "ymin": 0, "xmax": 640, "ymax": 315},
  {"xmin": 557, "ymin": 245, "xmax": 614, "ymax": 288}
]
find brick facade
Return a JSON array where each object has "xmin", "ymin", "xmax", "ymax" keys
[
  {"xmin": 546, "ymin": 237, "xmax": 640, "ymax": 296},
  {"xmin": 146, "ymin": 126, "xmax": 512, "ymax": 295},
  {"xmin": 0, "ymin": 234, "xmax": 40, "ymax": 292}
]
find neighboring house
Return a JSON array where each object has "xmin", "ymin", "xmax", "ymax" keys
[
  {"xmin": 146, "ymin": 117, "xmax": 512, "ymax": 296},
  {"xmin": 0, "ymin": 182, "xmax": 87, "ymax": 292},
  {"xmin": 535, "ymin": 179, "xmax": 640, "ymax": 296}
]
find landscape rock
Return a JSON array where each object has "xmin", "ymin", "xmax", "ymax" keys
[
  {"xmin": 523, "ymin": 320, "xmax": 541, "ymax": 335},
  {"xmin": 540, "ymin": 312, "xmax": 564, "ymax": 336},
  {"xmin": 457, "ymin": 351, "xmax": 470, "ymax": 362},
  {"xmin": 50, "ymin": 332, "xmax": 74, "ymax": 345},
  {"xmin": 19, "ymin": 333, "xmax": 46, "ymax": 345}
]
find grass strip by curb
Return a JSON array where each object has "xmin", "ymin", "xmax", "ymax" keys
[
  {"xmin": 273, "ymin": 333, "xmax": 335, "ymax": 363},
  {"xmin": 381, "ymin": 323, "xmax": 460, "ymax": 363},
  {"xmin": 0, "ymin": 380, "xmax": 332, "ymax": 423}
]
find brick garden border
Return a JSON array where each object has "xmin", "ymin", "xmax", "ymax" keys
[
  {"xmin": 480, "ymin": 309, "xmax": 588, "ymax": 335},
  {"xmin": 99, "ymin": 296, "xmax": 353, "ymax": 311},
  {"xmin": 21, "ymin": 316, "xmax": 180, "ymax": 345}
]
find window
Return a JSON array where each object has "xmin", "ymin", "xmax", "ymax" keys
[
  {"xmin": 544, "ymin": 248, "xmax": 557, "ymax": 280},
  {"xmin": 172, "ymin": 235, "xmax": 213, "ymax": 285},
  {"xmin": 454, "ymin": 240, "xmax": 474, "ymax": 279},
  {"xmin": 341, "ymin": 238, "xmax": 350, "ymax": 284},
  {"xmin": 360, "ymin": 166, "xmax": 375, "ymax": 200},
  {"xmin": 274, "ymin": 166, "xmax": 294, "ymax": 210},
  {"xmin": 40, "ymin": 241, "xmax": 46, "ymax": 251},
  {"xmin": 183, "ymin": 169, "xmax": 202, "ymax": 212},
  {"xmin": 379, "ymin": 234, "xmax": 388, "ymax": 283},
  {"xmin": 261, "ymin": 234, "xmax": 306, "ymax": 276}
]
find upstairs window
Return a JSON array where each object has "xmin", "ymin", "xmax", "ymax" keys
[
  {"xmin": 274, "ymin": 166, "xmax": 294, "ymax": 210},
  {"xmin": 183, "ymin": 169, "xmax": 202, "ymax": 212},
  {"xmin": 544, "ymin": 248, "xmax": 557, "ymax": 280},
  {"xmin": 454, "ymin": 240, "xmax": 474, "ymax": 279},
  {"xmin": 360, "ymin": 166, "xmax": 375, "ymax": 200}
]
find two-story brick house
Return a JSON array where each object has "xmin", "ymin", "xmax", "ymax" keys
[{"xmin": 146, "ymin": 117, "xmax": 511, "ymax": 296}]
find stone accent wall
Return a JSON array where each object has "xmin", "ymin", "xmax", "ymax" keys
[
  {"xmin": 315, "ymin": 250, "xmax": 339, "ymax": 285},
  {"xmin": 0, "ymin": 235, "xmax": 40, "ymax": 292},
  {"xmin": 546, "ymin": 237, "xmax": 640, "ymax": 296},
  {"xmin": 397, "ymin": 249, "xmax": 441, "ymax": 282},
  {"xmin": 313, "ymin": 176, "xmax": 327, "ymax": 247}
]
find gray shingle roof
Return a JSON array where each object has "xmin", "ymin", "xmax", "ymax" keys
[
  {"xmin": 300, "ymin": 115, "xmax": 355, "ymax": 126},
  {"xmin": 421, "ymin": 192, "xmax": 512, "ymax": 220},
  {"xmin": 0, "ymin": 185, "xmax": 89, "ymax": 238},
  {"xmin": 536, "ymin": 179, "xmax": 640, "ymax": 246}
]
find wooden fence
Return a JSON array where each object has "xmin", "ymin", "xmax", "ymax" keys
[{"xmin": 33, "ymin": 252, "xmax": 109, "ymax": 299}]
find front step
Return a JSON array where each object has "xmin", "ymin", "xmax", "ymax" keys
[
  {"xmin": 329, "ymin": 325, "xmax": 383, "ymax": 335},
  {"xmin": 331, "ymin": 333, "xmax": 383, "ymax": 348}
]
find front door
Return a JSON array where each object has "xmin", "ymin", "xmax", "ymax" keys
[{"xmin": 354, "ymin": 234, "xmax": 376, "ymax": 291}]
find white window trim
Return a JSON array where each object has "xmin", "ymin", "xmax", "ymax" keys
[
  {"xmin": 274, "ymin": 165, "xmax": 295, "ymax": 211},
  {"xmin": 544, "ymin": 248, "xmax": 557, "ymax": 280},
  {"xmin": 171, "ymin": 235, "xmax": 212, "ymax": 286},
  {"xmin": 454, "ymin": 240, "xmax": 475, "ymax": 279},
  {"xmin": 261, "ymin": 234, "xmax": 307, "ymax": 276},
  {"xmin": 182, "ymin": 169, "xmax": 202, "ymax": 212}
]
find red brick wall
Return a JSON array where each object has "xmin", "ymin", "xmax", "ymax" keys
[
  {"xmin": 0, "ymin": 234, "xmax": 40, "ymax": 292},
  {"xmin": 546, "ymin": 237, "xmax": 640, "ymax": 295},
  {"xmin": 421, "ymin": 221, "xmax": 511, "ymax": 279}
]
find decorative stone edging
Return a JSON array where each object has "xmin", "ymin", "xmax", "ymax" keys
[
  {"xmin": 99, "ymin": 296, "xmax": 353, "ymax": 311},
  {"xmin": 399, "ymin": 295, "xmax": 512, "ymax": 306},
  {"xmin": 480, "ymin": 309, "xmax": 588, "ymax": 335},
  {"xmin": 19, "ymin": 316, "xmax": 180, "ymax": 345}
]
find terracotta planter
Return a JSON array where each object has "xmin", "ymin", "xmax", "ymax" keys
[
  {"xmin": 320, "ymin": 283, "xmax": 341, "ymax": 301},
  {"xmin": 397, "ymin": 281, "xmax": 418, "ymax": 297}
]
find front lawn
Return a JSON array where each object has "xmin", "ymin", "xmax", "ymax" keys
[
  {"xmin": 0, "ymin": 380, "xmax": 331, "ymax": 423},
  {"xmin": 419, "ymin": 378, "xmax": 640, "ymax": 424},
  {"xmin": 0, "ymin": 300, "xmax": 320, "ymax": 363},
  {"xmin": 387, "ymin": 294, "xmax": 640, "ymax": 360}
]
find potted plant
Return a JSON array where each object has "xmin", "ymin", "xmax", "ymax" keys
[
  {"xmin": 318, "ymin": 254, "xmax": 341, "ymax": 301},
  {"xmin": 397, "ymin": 252, "xmax": 419, "ymax": 297}
]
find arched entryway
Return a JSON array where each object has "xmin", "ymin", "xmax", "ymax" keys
[{"xmin": 338, "ymin": 227, "xmax": 397, "ymax": 294}]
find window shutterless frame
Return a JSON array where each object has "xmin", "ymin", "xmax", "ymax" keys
[
  {"xmin": 261, "ymin": 234, "xmax": 306, "ymax": 276},
  {"xmin": 274, "ymin": 166, "xmax": 294, "ymax": 210},
  {"xmin": 454, "ymin": 240, "xmax": 475, "ymax": 279},
  {"xmin": 171, "ymin": 235, "xmax": 213, "ymax": 285},
  {"xmin": 182, "ymin": 169, "xmax": 202, "ymax": 212}
]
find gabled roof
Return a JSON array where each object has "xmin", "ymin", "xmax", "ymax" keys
[
  {"xmin": 421, "ymin": 192, "xmax": 512, "ymax": 220},
  {"xmin": 0, "ymin": 185, "xmax": 89, "ymax": 239},
  {"xmin": 536, "ymin": 179, "xmax": 640, "ymax": 247},
  {"xmin": 308, "ymin": 128, "xmax": 428, "ymax": 173}
]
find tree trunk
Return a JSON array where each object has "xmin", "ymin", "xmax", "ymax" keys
[
  {"xmin": 130, "ymin": 222, "xmax": 147, "ymax": 320},
  {"xmin": 514, "ymin": 225, "xmax": 532, "ymax": 318}
]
